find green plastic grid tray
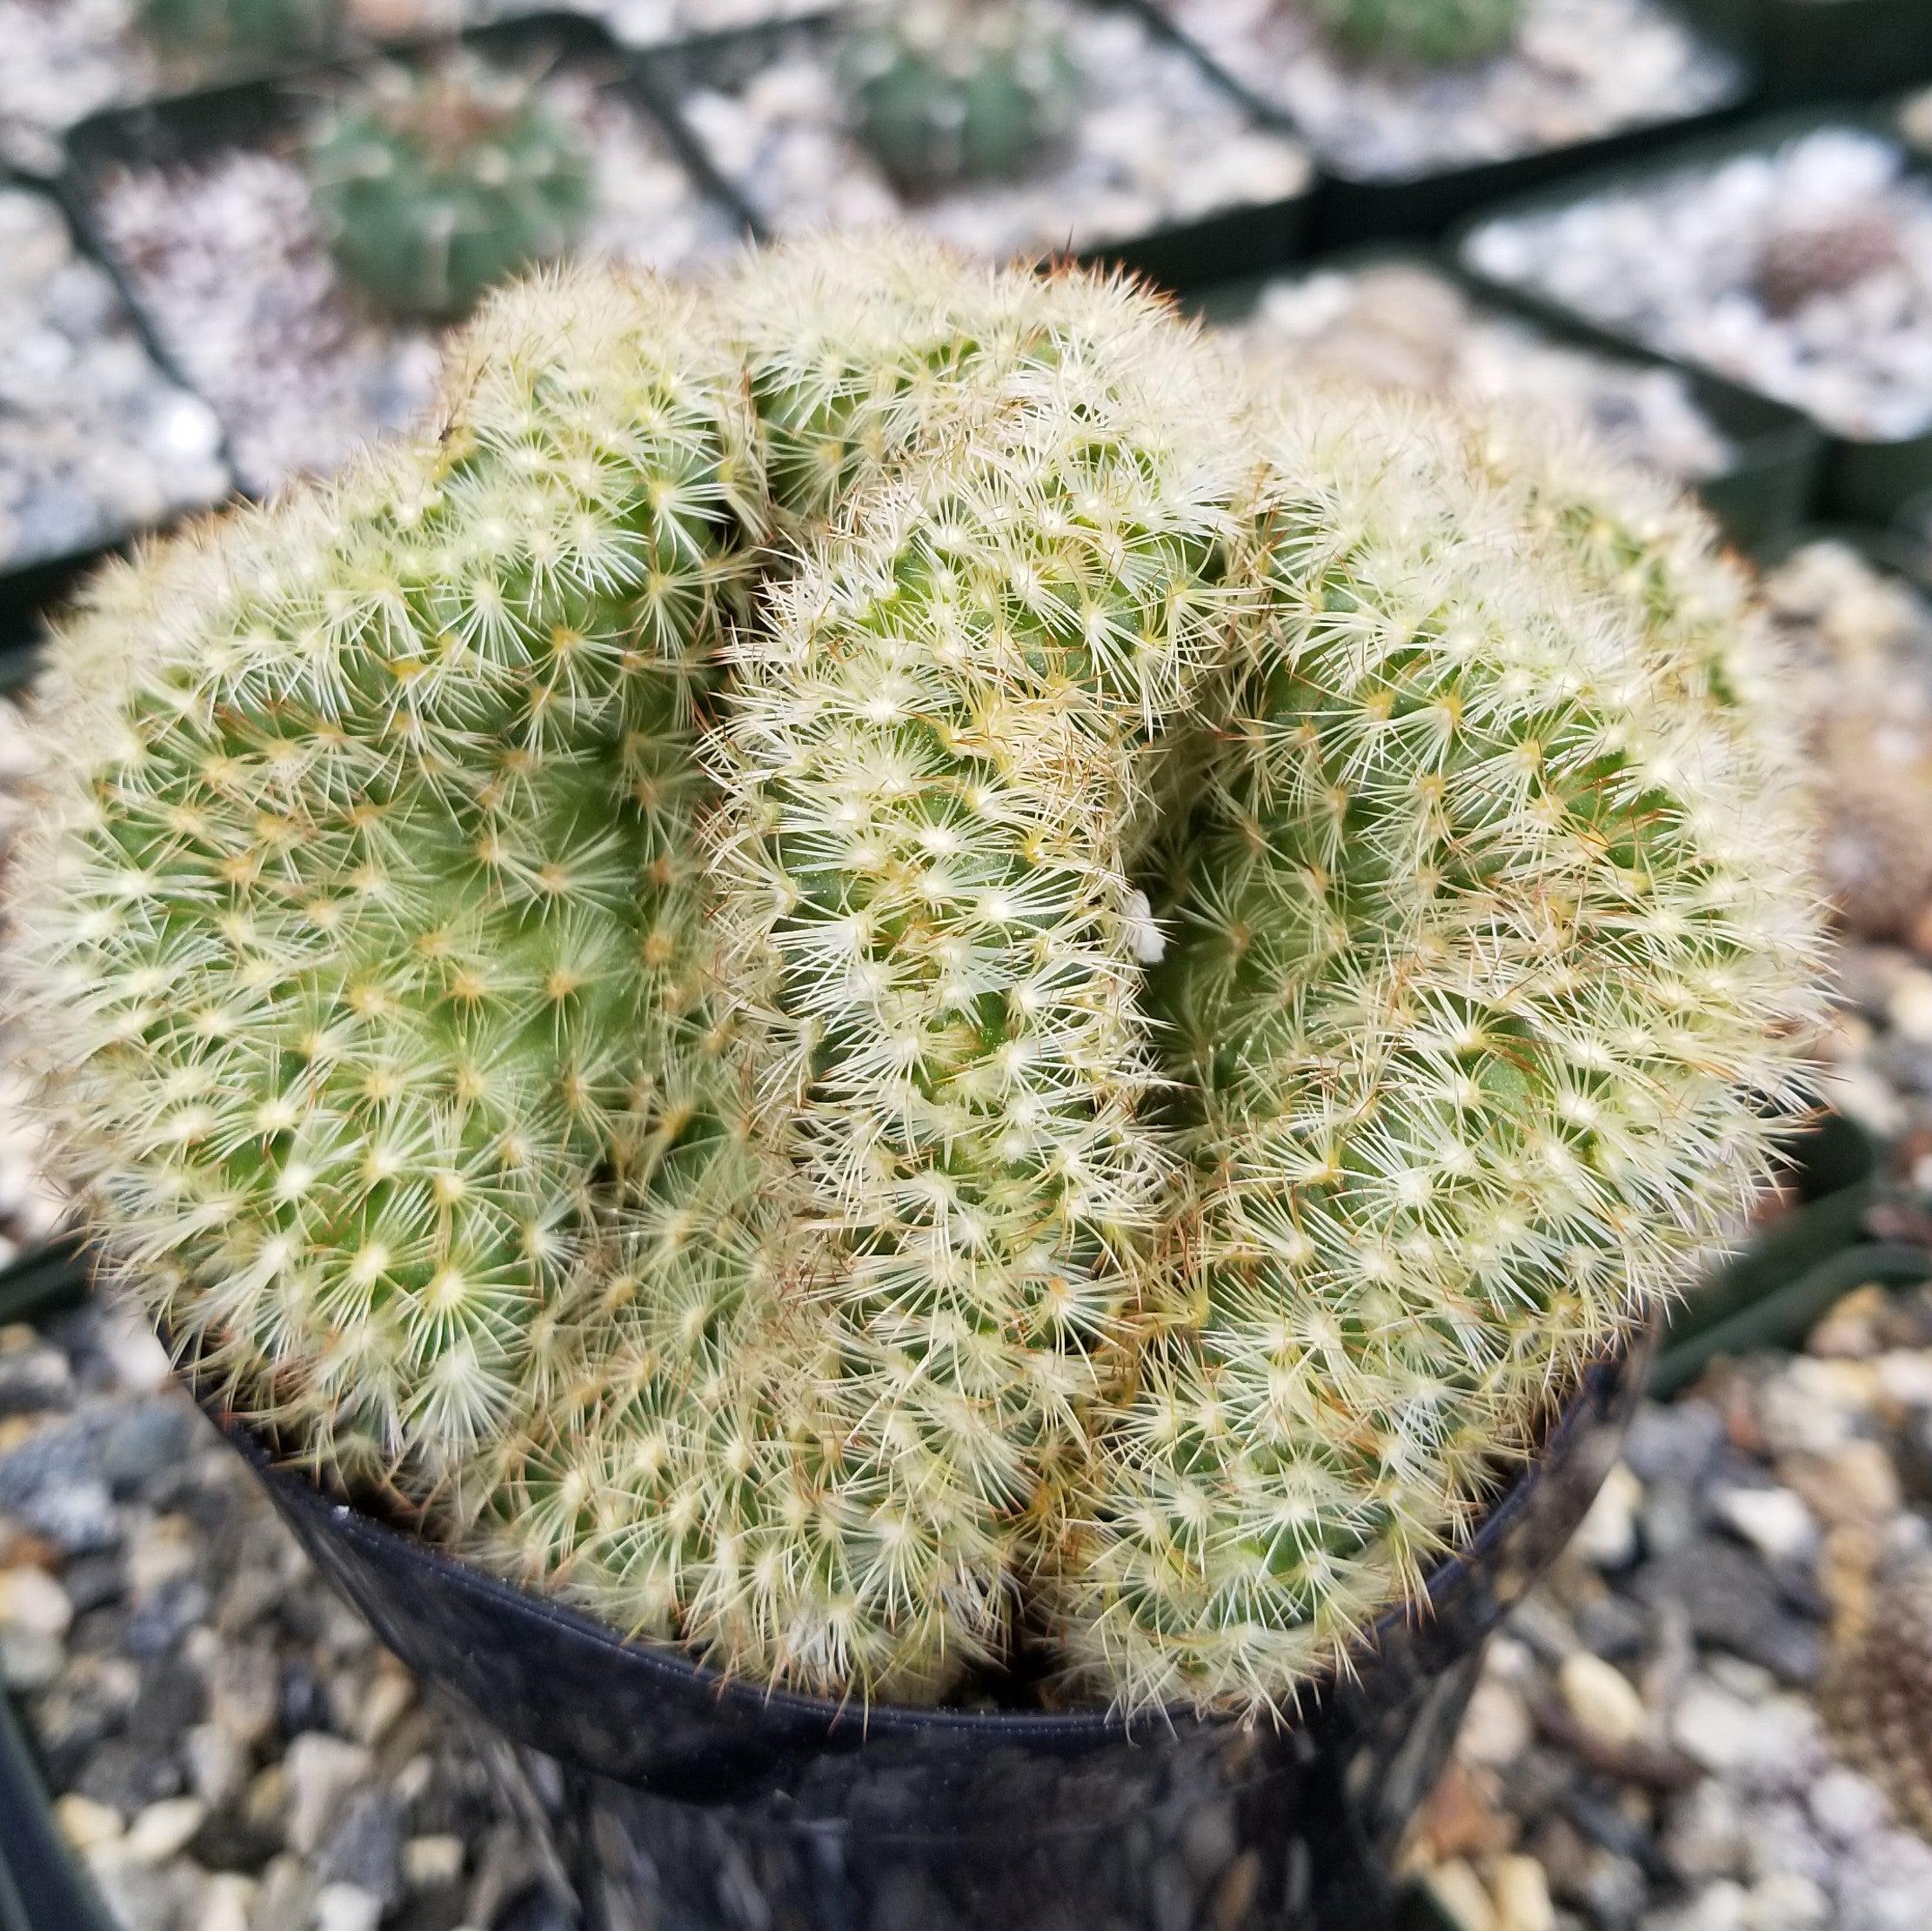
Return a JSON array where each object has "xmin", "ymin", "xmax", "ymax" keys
[
  {"xmin": 1127, "ymin": 0, "xmax": 1760, "ymax": 251},
  {"xmin": 1454, "ymin": 105, "xmax": 1932, "ymax": 528},
  {"xmin": 1196, "ymin": 245, "xmax": 1822, "ymax": 552},
  {"xmin": 625, "ymin": 4, "xmax": 1316, "ymax": 292}
]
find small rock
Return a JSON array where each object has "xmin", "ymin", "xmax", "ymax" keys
[
  {"xmin": 1621, "ymin": 1402, "xmax": 1726, "ymax": 1486},
  {"xmin": 352, "ymin": 1665, "xmax": 415, "ymax": 1748},
  {"xmin": 314, "ymin": 1881, "xmax": 384, "ymax": 1931},
  {"xmin": 199, "ymin": 1873, "xmax": 256, "ymax": 1931},
  {"xmin": 318, "ymin": 1786, "xmax": 405, "ymax": 1910},
  {"xmin": 1572, "ymin": 1464, "xmax": 1643, "ymax": 1569},
  {"xmin": 284, "ymin": 1732, "xmax": 375, "ymax": 1857},
  {"xmin": 1487, "ymin": 1854, "xmax": 1555, "ymax": 1931},
  {"xmin": 183, "ymin": 1721, "xmax": 248, "ymax": 1809},
  {"xmin": 53, "ymin": 1792, "xmax": 124, "ymax": 1853},
  {"xmin": 1421, "ymin": 1858, "xmax": 1498, "ymax": 1931},
  {"xmin": 124, "ymin": 1794, "xmax": 207, "ymax": 1863},
  {"xmin": 1712, "ymin": 1484, "xmax": 1819, "ymax": 1567},
  {"xmin": 1633, "ymin": 1540, "xmax": 1823, "ymax": 1685},
  {"xmin": 0, "ymin": 1624, "xmax": 62, "ymax": 1690},
  {"xmin": 1558, "ymin": 1652, "xmax": 1649, "ymax": 1751},
  {"xmin": 1807, "ymin": 1765, "xmax": 1889, "ymax": 1845},
  {"xmin": 208, "ymin": 1637, "xmax": 279, "ymax": 1749},
  {"xmin": 1459, "ymin": 1678, "xmax": 1534, "ymax": 1771},
  {"xmin": 404, "ymin": 1833, "xmax": 466, "ymax": 1889}
]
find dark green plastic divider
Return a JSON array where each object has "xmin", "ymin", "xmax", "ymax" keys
[
  {"xmin": 625, "ymin": 8, "xmax": 1314, "ymax": 291},
  {"xmin": 1652, "ymin": 1242, "xmax": 1931, "ymax": 1398},
  {"xmin": 1454, "ymin": 106, "xmax": 1932, "ymax": 526},
  {"xmin": 1196, "ymin": 247, "xmax": 1822, "ymax": 553},
  {"xmin": 1754, "ymin": 0, "xmax": 1932, "ymax": 108},
  {"xmin": 1125, "ymin": 0, "xmax": 1758, "ymax": 250},
  {"xmin": 1650, "ymin": 1112, "xmax": 1895, "ymax": 1396}
]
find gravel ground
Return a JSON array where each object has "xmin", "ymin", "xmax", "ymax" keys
[
  {"xmin": 1463, "ymin": 127, "xmax": 1932, "ymax": 444},
  {"xmin": 0, "ymin": 185, "xmax": 229, "ymax": 571},
  {"xmin": 89, "ymin": 59, "xmax": 745, "ymax": 492},
  {"xmin": 1403, "ymin": 1277, "xmax": 1932, "ymax": 1931},
  {"xmin": 0, "ymin": 1301, "xmax": 574, "ymax": 1931},
  {"xmin": 673, "ymin": 2, "xmax": 1312, "ymax": 263},
  {"xmin": 1227, "ymin": 260, "xmax": 1733, "ymax": 481},
  {"xmin": 0, "ymin": 0, "xmax": 499, "ymax": 175},
  {"xmin": 1153, "ymin": 0, "xmax": 1736, "ymax": 182},
  {"xmin": 9, "ymin": 1208, "xmax": 1932, "ymax": 1928},
  {"xmin": 592, "ymin": 0, "xmax": 827, "ymax": 48}
]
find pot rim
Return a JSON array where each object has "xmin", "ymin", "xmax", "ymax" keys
[{"xmin": 211, "ymin": 1329, "xmax": 1637, "ymax": 1742}]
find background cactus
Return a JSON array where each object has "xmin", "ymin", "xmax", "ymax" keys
[
  {"xmin": 304, "ymin": 55, "xmax": 594, "ymax": 321},
  {"xmin": 1826, "ymin": 1555, "xmax": 1932, "ymax": 1841},
  {"xmin": 839, "ymin": 0, "xmax": 1083, "ymax": 193},
  {"xmin": 1756, "ymin": 206, "xmax": 1905, "ymax": 317},
  {"xmin": 137, "ymin": 0, "xmax": 340, "ymax": 63},
  {"xmin": 8, "ymin": 266, "xmax": 762, "ymax": 1498},
  {"xmin": 1304, "ymin": 0, "xmax": 1528, "ymax": 66}
]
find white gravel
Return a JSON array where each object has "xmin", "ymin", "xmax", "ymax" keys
[
  {"xmin": 1230, "ymin": 259, "xmax": 1734, "ymax": 480},
  {"xmin": 90, "ymin": 63, "xmax": 745, "ymax": 493},
  {"xmin": 675, "ymin": 1, "xmax": 1313, "ymax": 264},
  {"xmin": 1464, "ymin": 127, "xmax": 1932, "ymax": 443},
  {"xmin": 1152, "ymin": 0, "xmax": 1737, "ymax": 181},
  {"xmin": 0, "ymin": 185, "xmax": 228, "ymax": 571},
  {"xmin": 593, "ymin": 0, "xmax": 829, "ymax": 48},
  {"xmin": 0, "ymin": 0, "xmax": 482, "ymax": 174}
]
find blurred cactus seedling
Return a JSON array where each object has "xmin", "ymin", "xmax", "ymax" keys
[
  {"xmin": 305, "ymin": 54, "xmax": 594, "ymax": 321},
  {"xmin": 840, "ymin": 0, "xmax": 1083, "ymax": 193},
  {"xmin": 137, "ymin": 0, "xmax": 341, "ymax": 63},
  {"xmin": 1756, "ymin": 205, "xmax": 1906, "ymax": 317},
  {"xmin": 1305, "ymin": 0, "xmax": 1528, "ymax": 65}
]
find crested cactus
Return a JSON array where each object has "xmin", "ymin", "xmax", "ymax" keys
[
  {"xmin": 490, "ymin": 238, "xmax": 1256, "ymax": 1700},
  {"xmin": 6, "ymin": 233, "xmax": 1824, "ymax": 1714},
  {"xmin": 304, "ymin": 55, "xmax": 594, "ymax": 321},
  {"xmin": 839, "ymin": 0, "xmax": 1083, "ymax": 193},
  {"xmin": 1305, "ymin": 0, "xmax": 1528, "ymax": 66},
  {"xmin": 1049, "ymin": 390, "xmax": 1821, "ymax": 1709},
  {"xmin": 7, "ymin": 265, "xmax": 763, "ymax": 1496},
  {"xmin": 137, "ymin": 0, "xmax": 339, "ymax": 63}
]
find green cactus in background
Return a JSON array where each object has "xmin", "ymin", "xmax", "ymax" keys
[
  {"xmin": 137, "ymin": 0, "xmax": 340, "ymax": 64},
  {"xmin": 7, "ymin": 234, "xmax": 1826, "ymax": 1714},
  {"xmin": 1306, "ymin": 0, "xmax": 1528, "ymax": 65},
  {"xmin": 8, "ymin": 266, "xmax": 762, "ymax": 1498},
  {"xmin": 1050, "ymin": 389, "xmax": 1821, "ymax": 1710},
  {"xmin": 305, "ymin": 55, "xmax": 594, "ymax": 321},
  {"xmin": 840, "ymin": 0, "xmax": 1083, "ymax": 193}
]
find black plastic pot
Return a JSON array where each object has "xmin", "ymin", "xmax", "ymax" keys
[
  {"xmin": 1198, "ymin": 248, "xmax": 1822, "ymax": 553},
  {"xmin": 1454, "ymin": 108, "xmax": 1932, "ymax": 528},
  {"xmin": 208, "ymin": 1325, "xmax": 1653, "ymax": 1931},
  {"xmin": 59, "ymin": 11, "xmax": 750, "ymax": 499},
  {"xmin": 628, "ymin": 9, "xmax": 1315, "ymax": 293},
  {"xmin": 1124, "ymin": 0, "xmax": 1756, "ymax": 251}
]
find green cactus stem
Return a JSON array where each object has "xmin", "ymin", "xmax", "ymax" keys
[{"xmin": 304, "ymin": 54, "xmax": 594, "ymax": 321}]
